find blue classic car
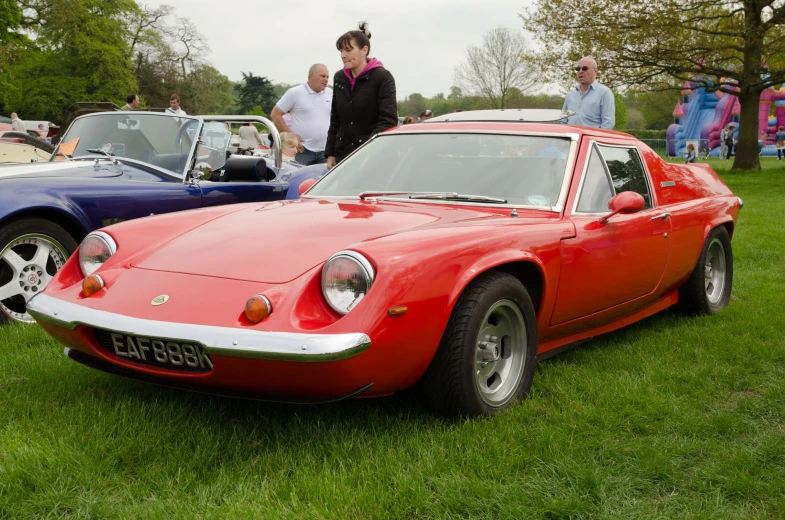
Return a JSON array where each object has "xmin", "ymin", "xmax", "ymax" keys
[{"xmin": 0, "ymin": 112, "xmax": 326, "ymax": 323}]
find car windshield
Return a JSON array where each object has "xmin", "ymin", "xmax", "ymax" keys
[
  {"xmin": 307, "ymin": 133, "xmax": 573, "ymax": 207},
  {"xmin": 50, "ymin": 113, "xmax": 201, "ymax": 177}
]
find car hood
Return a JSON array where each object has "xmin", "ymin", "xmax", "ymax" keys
[
  {"xmin": 0, "ymin": 161, "xmax": 120, "ymax": 180},
  {"xmin": 131, "ymin": 199, "xmax": 513, "ymax": 283}
]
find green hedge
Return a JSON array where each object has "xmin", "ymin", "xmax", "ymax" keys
[{"xmin": 619, "ymin": 129, "xmax": 668, "ymax": 139}]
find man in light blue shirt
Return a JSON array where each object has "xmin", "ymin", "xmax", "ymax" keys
[{"xmin": 562, "ymin": 56, "xmax": 615, "ymax": 129}]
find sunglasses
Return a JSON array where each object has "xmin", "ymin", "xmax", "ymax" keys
[{"xmin": 574, "ymin": 66, "xmax": 591, "ymax": 72}]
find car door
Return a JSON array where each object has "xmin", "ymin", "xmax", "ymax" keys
[{"xmin": 550, "ymin": 139, "xmax": 671, "ymax": 325}]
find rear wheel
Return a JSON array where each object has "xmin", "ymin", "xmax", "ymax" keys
[
  {"xmin": 420, "ymin": 271, "xmax": 538, "ymax": 417},
  {"xmin": 0, "ymin": 218, "xmax": 77, "ymax": 324},
  {"xmin": 676, "ymin": 226, "xmax": 733, "ymax": 315}
]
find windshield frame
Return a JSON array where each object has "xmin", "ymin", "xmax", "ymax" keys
[
  {"xmin": 303, "ymin": 130, "xmax": 579, "ymax": 212},
  {"xmin": 51, "ymin": 111, "xmax": 204, "ymax": 181}
]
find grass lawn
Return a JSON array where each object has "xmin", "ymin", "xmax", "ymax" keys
[{"xmin": 1, "ymin": 160, "xmax": 784, "ymax": 519}]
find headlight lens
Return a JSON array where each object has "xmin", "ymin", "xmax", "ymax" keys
[
  {"xmin": 79, "ymin": 232, "xmax": 117, "ymax": 276},
  {"xmin": 321, "ymin": 251, "xmax": 375, "ymax": 315}
]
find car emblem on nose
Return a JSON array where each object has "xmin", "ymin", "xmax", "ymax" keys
[{"xmin": 151, "ymin": 294, "xmax": 169, "ymax": 306}]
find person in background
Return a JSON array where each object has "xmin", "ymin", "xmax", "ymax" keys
[
  {"xmin": 36, "ymin": 124, "xmax": 49, "ymax": 141},
  {"xmin": 775, "ymin": 126, "xmax": 785, "ymax": 161},
  {"xmin": 166, "ymin": 94, "xmax": 186, "ymax": 116},
  {"xmin": 10, "ymin": 113, "xmax": 25, "ymax": 133},
  {"xmin": 562, "ymin": 56, "xmax": 615, "ymax": 129},
  {"xmin": 725, "ymin": 124, "xmax": 735, "ymax": 158},
  {"xmin": 419, "ymin": 109, "xmax": 433, "ymax": 122},
  {"xmin": 685, "ymin": 143, "xmax": 697, "ymax": 163},
  {"xmin": 272, "ymin": 64, "xmax": 332, "ymax": 166},
  {"xmin": 122, "ymin": 94, "xmax": 140, "ymax": 111},
  {"xmin": 238, "ymin": 122, "xmax": 264, "ymax": 150},
  {"xmin": 402, "ymin": 116, "xmax": 415, "ymax": 125},
  {"xmin": 280, "ymin": 132, "xmax": 299, "ymax": 162},
  {"xmin": 719, "ymin": 124, "xmax": 729, "ymax": 160},
  {"xmin": 325, "ymin": 22, "xmax": 398, "ymax": 169}
]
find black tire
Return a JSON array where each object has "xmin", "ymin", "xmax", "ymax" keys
[
  {"xmin": 0, "ymin": 218, "xmax": 77, "ymax": 324},
  {"xmin": 676, "ymin": 225, "xmax": 733, "ymax": 315},
  {"xmin": 1, "ymin": 131, "xmax": 55, "ymax": 153},
  {"xmin": 420, "ymin": 271, "xmax": 538, "ymax": 418}
]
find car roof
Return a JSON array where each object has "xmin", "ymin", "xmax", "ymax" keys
[
  {"xmin": 389, "ymin": 121, "xmax": 634, "ymax": 140},
  {"xmin": 425, "ymin": 109, "xmax": 572, "ymax": 124},
  {"xmin": 400, "ymin": 109, "xmax": 633, "ymax": 140}
]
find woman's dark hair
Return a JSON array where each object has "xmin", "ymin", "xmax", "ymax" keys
[
  {"xmin": 336, "ymin": 21, "xmax": 371, "ymax": 55},
  {"xmin": 126, "ymin": 93, "xmax": 137, "ymax": 104}
]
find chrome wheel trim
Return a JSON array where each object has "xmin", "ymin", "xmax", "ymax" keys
[
  {"xmin": 474, "ymin": 299, "xmax": 527, "ymax": 407},
  {"xmin": 0, "ymin": 234, "xmax": 69, "ymax": 323},
  {"xmin": 704, "ymin": 237, "xmax": 727, "ymax": 305}
]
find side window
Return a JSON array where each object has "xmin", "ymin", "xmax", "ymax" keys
[
  {"xmin": 576, "ymin": 146, "xmax": 614, "ymax": 213},
  {"xmin": 597, "ymin": 145, "xmax": 652, "ymax": 209}
]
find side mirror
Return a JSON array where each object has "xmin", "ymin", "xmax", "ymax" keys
[
  {"xmin": 298, "ymin": 178, "xmax": 317, "ymax": 196},
  {"xmin": 599, "ymin": 191, "xmax": 645, "ymax": 224}
]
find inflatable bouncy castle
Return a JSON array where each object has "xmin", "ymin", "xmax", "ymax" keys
[{"xmin": 668, "ymin": 80, "xmax": 785, "ymax": 157}]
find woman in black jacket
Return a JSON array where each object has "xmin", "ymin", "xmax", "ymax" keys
[{"xmin": 325, "ymin": 22, "xmax": 398, "ymax": 169}]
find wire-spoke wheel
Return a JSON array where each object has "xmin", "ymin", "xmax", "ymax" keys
[
  {"xmin": 676, "ymin": 225, "xmax": 733, "ymax": 315},
  {"xmin": 420, "ymin": 271, "xmax": 538, "ymax": 418},
  {"xmin": 0, "ymin": 219, "xmax": 77, "ymax": 324}
]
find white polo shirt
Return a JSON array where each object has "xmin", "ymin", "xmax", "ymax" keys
[{"xmin": 275, "ymin": 84, "xmax": 332, "ymax": 152}]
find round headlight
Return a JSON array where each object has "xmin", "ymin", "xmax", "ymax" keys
[
  {"xmin": 321, "ymin": 251, "xmax": 375, "ymax": 315},
  {"xmin": 79, "ymin": 232, "xmax": 117, "ymax": 276}
]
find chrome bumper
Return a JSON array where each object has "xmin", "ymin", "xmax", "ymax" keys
[{"xmin": 27, "ymin": 293, "xmax": 371, "ymax": 362}]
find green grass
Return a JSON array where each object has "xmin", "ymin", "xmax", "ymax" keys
[{"xmin": 2, "ymin": 163, "xmax": 785, "ymax": 519}]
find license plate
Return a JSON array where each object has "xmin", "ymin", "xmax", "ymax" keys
[{"xmin": 94, "ymin": 329, "xmax": 213, "ymax": 372}]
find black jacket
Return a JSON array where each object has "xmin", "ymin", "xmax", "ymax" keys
[{"xmin": 324, "ymin": 66, "xmax": 398, "ymax": 161}]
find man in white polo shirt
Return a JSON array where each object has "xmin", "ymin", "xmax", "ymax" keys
[{"xmin": 271, "ymin": 64, "xmax": 332, "ymax": 165}]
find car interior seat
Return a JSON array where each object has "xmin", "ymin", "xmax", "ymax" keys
[{"xmin": 221, "ymin": 155, "xmax": 274, "ymax": 182}]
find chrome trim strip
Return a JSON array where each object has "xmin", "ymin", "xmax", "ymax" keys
[
  {"xmin": 737, "ymin": 197, "xmax": 744, "ymax": 209},
  {"xmin": 27, "ymin": 294, "xmax": 371, "ymax": 362}
]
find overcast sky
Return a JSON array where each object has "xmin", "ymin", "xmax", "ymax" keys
[{"xmin": 149, "ymin": 0, "xmax": 540, "ymax": 100}]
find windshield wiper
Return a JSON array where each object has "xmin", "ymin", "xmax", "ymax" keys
[
  {"xmin": 85, "ymin": 148, "xmax": 119, "ymax": 164},
  {"xmin": 409, "ymin": 192, "xmax": 507, "ymax": 204}
]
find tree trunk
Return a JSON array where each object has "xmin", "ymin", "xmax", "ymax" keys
[{"xmin": 731, "ymin": 89, "xmax": 762, "ymax": 170}]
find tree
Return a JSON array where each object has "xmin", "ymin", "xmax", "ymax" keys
[
  {"xmin": 236, "ymin": 72, "xmax": 276, "ymax": 115},
  {"xmin": 448, "ymin": 86, "xmax": 463, "ymax": 100},
  {"xmin": 454, "ymin": 27, "xmax": 537, "ymax": 109},
  {"xmin": 522, "ymin": 0, "xmax": 785, "ymax": 170},
  {"xmin": 7, "ymin": 0, "xmax": 139, "ymax": 120},
  {"xmin": 614, "ymin": 92, "xmax": 627, "ymax": 129}
]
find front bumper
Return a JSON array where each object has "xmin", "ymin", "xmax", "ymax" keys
[{"xmin": 27, "ymin": 293, "xmax": 372, "ymax": 362}]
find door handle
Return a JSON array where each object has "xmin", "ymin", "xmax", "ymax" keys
[{"xmin": 651, "ymin": 212, "xmax": 671, "ymax": 221}]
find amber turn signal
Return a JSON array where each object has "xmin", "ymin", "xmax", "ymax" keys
[
  {"xmin": 387, "ymin": 305, "xmax": 408, "ymax": 316},
  {"xmin": 245, "ymin": 295, "xmax": 272, "ymax": 323},
  {"xmin": 82, "ymin": 274, "xmax": 105, "ymax": 297}
]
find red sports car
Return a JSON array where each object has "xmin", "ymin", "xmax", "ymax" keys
[{"xmin": 27, "ymin": 110, "xmax": 742, "ymax": 417}]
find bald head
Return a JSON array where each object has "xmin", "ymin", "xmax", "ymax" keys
[
  {"xmin": 307, "ymin": 64, "xmax": 329, "ymax": 93},
  {"xmin": 576, "ymin": 56, "xmax": 598, "ymax": 88}
]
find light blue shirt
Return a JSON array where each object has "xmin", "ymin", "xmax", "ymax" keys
[{"xmin": 562, "ymin": 81, "xmax": 615, "ymax": 129}]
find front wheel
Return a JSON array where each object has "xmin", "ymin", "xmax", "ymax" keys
[
  {"xmin": 420, "ymin": 271, "xmax": 538, "ymax": 418},
  {"xmin": 0, "ymin": 218, "xmax": 77, "ymax": 324},
  {"xmin": 676, "ymin": 225, "xmax": 733, "ymax": 315}
]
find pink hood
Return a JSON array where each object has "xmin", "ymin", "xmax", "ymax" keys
[{"xmin": 343, "ymin": 58, "xmax": 384, "ymax": 90}]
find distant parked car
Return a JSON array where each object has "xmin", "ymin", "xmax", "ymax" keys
[
  {"xmin": 0, "ymin": 112, "xmax": 326, "ymax": 323},
  {"xmin": 0, "ymin": 132, "xmax": 54, "ymax": 163}
]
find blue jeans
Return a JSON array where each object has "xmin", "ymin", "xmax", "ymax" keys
[{"xmin": 295, "ymin": 147, "xmax": 326, "ymax": 165}]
